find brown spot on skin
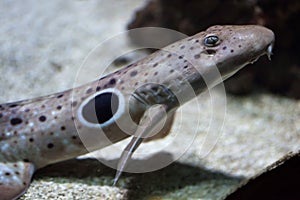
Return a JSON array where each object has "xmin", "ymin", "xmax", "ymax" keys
[
  {"xmin": 194, "ymin": 54, "xmax": 201, "ymax": 59},
  {"xmin": 15, "ymin": 171, "xmax": 20, "ymax": 175},
  {"xmin": 154, "ymin": 72, "xmax": 158, "ymax": 76},
  {"xmin": 231, "ymin": 49, "xmax": 234, "ymax": 53},
  {"xmin": 238, "ymin": 45, "xmax": 242, "ymax": 48},
  {"xmin": 10, "ymin": 118, "xmax": 23, "ymax": 125},
  {"xmin": 39, "ymin": 115, "xmax": 46, "ymax": 122},
  {"xmin": 96, "ymin": 86, "xmax": 101, "ymax": 91},
  {"xmin": 130, "ymin": 70, "xmax": 138, "ymax": 77},
  {"xmin": 72, "ymin": 101, "xmax": 77, "ymax": 107},
  {"xmin": 86, "ymin": 88, "xmax": 93, "ymax": 94},
  {"xmin": 109, "ymin": 78, "xmax": 116, "ymax": 85},
  {"xmin": 180, "ymin": 45, "xmax": 185, "ymax": 49},
  {"xmin": 57, "ymin": 94, "xmax": 64, "ymax": 98},
  {"xmin": 178, "ymin": 55, "xmax": 183, "ymax": 59},
  {"xmin": 223, "ymin": 46, "xmax": 227, "ymax": 50},
  {"xmin": 190, "ymin": 47, "xmax": 194, "ymax": 50},
  {"xmin": 41, "ymin": 105, "xmax": 45, "ymax": 108},
  {"xmin": 25, "ymin": 108, "xmax": 30, "ymax": 112},
  {"xmin": 184, "ymin": 65, "xmax": 188, "ymax": 69},
  {"xmin": 167, "ymin": 54, "xmax": 172, "ymax": 58},
  {"xmin": 170, "ymin": 69, "xmax": 174, "ymax": 73},
  {"xmin": 5, "ymin": 172, "xmax": 11, "ymax": 176},
  {"xmin": 153, "ymin": 63, "xmax": 158, "ymax": 67},
  {"xmin": 57, "ymin": 105, "xmax": 62, "ymax": 110}
]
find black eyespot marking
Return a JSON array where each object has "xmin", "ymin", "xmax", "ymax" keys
[
  {"xmin": 61, "ymin": 126, "xmax": 66, "ymax": 131},
  {"xmin": 153, "ymin": 63, "xmax": 158, "ymax": 67},
  {"xmin": 9, "ymin": 104, "xmax": 18, "ymax": 108},
  {"xmin": 39, "ymin": 115, "xmax": 47, "ymax": 122},
  {"xmin": 203, "ymin": 35, "xmax": 220, "ymax": 47},
  {"xmin": 29, "ymin": 138, "xmax": 34, "ymax": 142},
  {"xmin": 82, "ymin": 92, "xmax": 119, "ymax": 124},
  {"xmin": 47, "ymin": 143, "xmax": 54, "ymax": 149},
  {"xmin": 231, "ymin": 49, "xmax": 234, "ymax": 53},
  {"xmin": 10, "ymin": 118, "xmax": 23, "ymax": 125},
  {"xmin": 222, "ymin": 46, "xmax": 227, "ymax": 50}
]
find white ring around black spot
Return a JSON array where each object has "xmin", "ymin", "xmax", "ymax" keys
[{"xmin": 77, "ymin": 88, "xmax": 125, "ymax": 128}]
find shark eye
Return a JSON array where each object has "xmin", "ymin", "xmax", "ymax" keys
[{"xmin": 203, "ymin": 35, "xmax": 220, "ymax": 47}]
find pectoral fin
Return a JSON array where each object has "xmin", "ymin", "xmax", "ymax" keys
[
  {"xmin": 113, "ymin": 104, "xmax": 168, "ymax": 185},
  {"xmin": 0, "ymin": 161, "xmax": 34, "ymax": 200},
  {"xmin": 144, "ymin": 111, "xmax": 175, "ymax": 142}
]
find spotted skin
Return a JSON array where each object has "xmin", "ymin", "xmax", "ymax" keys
[{"xmin": 0, "ymin": 25, "xmax": 274, "ymax": 199}]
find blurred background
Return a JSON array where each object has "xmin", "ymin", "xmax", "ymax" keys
[{"xmin": 127, "ymin": 0, "xmax": 300, "ymax": 99}]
